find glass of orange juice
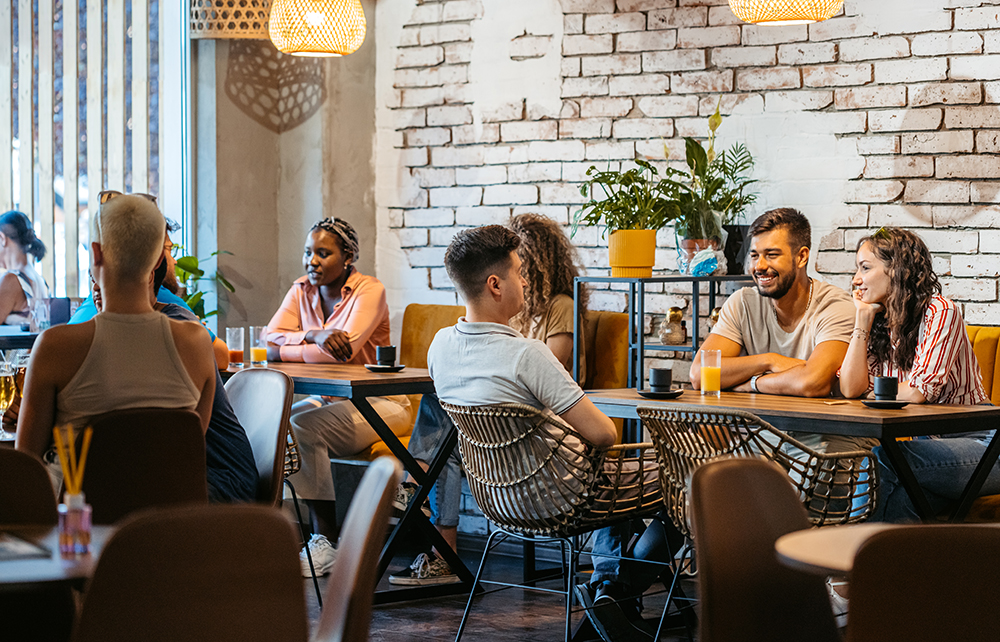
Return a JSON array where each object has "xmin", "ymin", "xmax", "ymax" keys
[
  {"xmin": 226, "ymin": 327, "xmax": 245, "ymax": 368},
  {"xmin": 250, "ymin": 325, "xmax": 268, "ymax": 367},
  {"xmin": 700, "ymin": 349, "xmax": 721, "ymax": 397}
]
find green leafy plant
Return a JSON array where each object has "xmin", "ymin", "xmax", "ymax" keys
[
  {"xmin": 572, "ymin": 157, "xmax": 682, "ymax": 237},
  {"xmin": 172, "ymin": 248, "xmax": 235, "ymax": 319}
]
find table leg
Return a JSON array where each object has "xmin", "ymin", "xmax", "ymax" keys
[
  {"xmin": 949, "ymin": 429, "xmax": 1000, "ymax": 522},
  {"xmin": 879, "ymin": 437, "xmax": 936, "ymax": 521}
]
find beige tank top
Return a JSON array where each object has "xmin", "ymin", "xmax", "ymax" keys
[{"xmin": 55, "ymin": 311, "xmax": 201, "ymax": 432}]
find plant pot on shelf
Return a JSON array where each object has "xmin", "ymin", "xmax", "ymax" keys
[
  {"xmin": 723, "ymin": 224, "xmax": 750, "ymax": 275},
  {"xmin": 608, "ymin": 229, "xmax": 657, "ymax": 278}
]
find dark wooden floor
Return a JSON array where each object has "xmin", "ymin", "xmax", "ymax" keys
[{"xmin": 304, "ymin": 536, "xmax": 697, "ymax": 642}]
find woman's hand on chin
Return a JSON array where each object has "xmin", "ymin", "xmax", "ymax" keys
[{"xmin": 852, "ymin": 288, "xmax": 882, "ymax": 324}]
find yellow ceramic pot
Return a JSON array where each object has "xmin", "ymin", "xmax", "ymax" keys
[{"xmin": 608, "ymin": 229, "xmax": 657, "ymax": 278}]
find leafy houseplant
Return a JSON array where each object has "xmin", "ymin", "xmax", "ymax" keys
[{"xmin": 173, "ymin": 248, "xmax": 235, "ymax": 319}]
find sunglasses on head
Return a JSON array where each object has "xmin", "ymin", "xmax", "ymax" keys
[
  {"xmin": 872, "ymin": 226, "xmax": 891, "ymax": 241},
  {"xmin": 98, "ymin": 190, "xmax": 158, "ymax": 205}
]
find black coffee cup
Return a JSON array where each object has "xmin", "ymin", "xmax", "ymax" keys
[
  {"xmin": 649, "ymin": 367, "xmax": 673, "ymax": 392},
  {"xmin": 376, "ymin": 345, "xmax": 396, "ymax": 366},
  {"xmin": 874, "ymin": 376, "xmax": 898, "ymax": 401}
]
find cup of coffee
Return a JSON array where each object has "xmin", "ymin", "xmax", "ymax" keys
[
  {"xmin": 874, "ymin": 376, "xmax": 898, "ymax": 401},
  {"xmin": 649, "ymin": 367, "xmax": 673, "ymax": 392},
  {"xmin": 376, "ymin": 345, "xmax": 396, "ymax": 366}
]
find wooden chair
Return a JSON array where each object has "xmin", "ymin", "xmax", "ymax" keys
[
  {"xmin": 313, "ymin": 456, "xmax": 403, "ymax": 642},
  {"xmin": 0, "ymin": 448, "xmax": 58, "ymax": 526},
  {"xmin": 72, "ymin": 504, "xmax": 308, "ymax": 642},
  {"xmin": 440, "ymin": 401, "xmax": 664, "ymax": 642},
  {"xmin": 690, "ymin": 458, "xmax": 840, "ymax": 642},
  {"xmin": 847, "ymin": 525, "xmax": 1000, "ymax": 642},
  {"xmin": 78, "ymin": 408, "xmax": 208, "ymax": 524}
]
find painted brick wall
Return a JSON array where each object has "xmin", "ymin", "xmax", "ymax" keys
[{"xmin": 375, "ymin": 0, "xmax": 1000, "ymax": 361}]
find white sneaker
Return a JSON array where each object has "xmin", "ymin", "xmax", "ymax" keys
[
  {"xmin": 828, "ymin": 580, "xmax": 849, "ymax": 628},
  {"xmin": 300, "ymin": 534, "xmax": 337, "ymax": 577}
]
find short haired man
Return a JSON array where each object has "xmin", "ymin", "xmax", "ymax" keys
[{"xmin": 428, "ymin": 226, "xmax": 673, "ymax": 642}]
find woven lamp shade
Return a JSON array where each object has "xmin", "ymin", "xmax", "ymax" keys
[
  {"xmin": 269, "ymin": 0, "xmax": 366, "ymax": 57},
  {"xmin": 728, "ymin": 0, "xmax": 844, "ymax": 25}
]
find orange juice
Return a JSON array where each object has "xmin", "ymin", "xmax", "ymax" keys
[
  {"xmin": 251, "ymin": 346, "xmax": 267, "ymax": 364},
  {"xmin": 700, "ymin": 366, "xmax": 721, "ymax": 395},
  {"xmin": 229, "ymin": 349, "xmax": 244, "ymax": 363}
]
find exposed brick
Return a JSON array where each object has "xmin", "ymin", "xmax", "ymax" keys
[
  {"xmin": 507, "ymin": 163, "xmax": 562, "ymax": 183},
  {"xmin": 562, "ymin": 57, "xmax": 581, "ymax": 78},
  {"xmin": 952, "ymin": 255, "xmax": 1000, "ymax": 278},
  {"xmin": 400, "ymin": 87, "xmax": 445, "ymax": 108},
  {"xmin": 559, "ymin": 118, "xmax": 613, "ymax": 139},
  {"xmin": 480, "ymin": 101, "xmax": 524, "ymax": 123},
  {"xmin": 397, "ymin": 227, "xmax": 429, "ymax": 248},
  {"xmin": 955, "ymin": 6, "xmax": 1000, "ymax": 30},
  {"xmin": 483, "ymin": 144, "xmax": 529, "ymax": 165},
  {"xmin": 914, "ymin": 230, "xmax": 979, "ymax": 254},
  {"xmin": 530, "ymin": 101, "xmax": 560, "ymax": 121},
  {"xmin": 564, "ymin": 14, "xmax": 584, "ymax": 36},
  {"xmin": 585, "ymin": 140, "xmax": 636, "ymax": 161},
  {"xmin": 401, "ymin": 147, "xmax": 429, "ymax": 167},
  {"xmin": 673, "ymin": 118, "xmax": 706, "ymax": 137},
  {"xmin": 637, "ymin": 95, "xmax": 701, "ymax": 117},
  {"xmin": 618, "ymin": 0, "xmax": 677, "ymax": 10},
  {"xmin": 708, "ymin": 5, "xmax": 741, "ymax": 25},
  {"xmin": 452, "ymin": 124, "xmax": 499, "ymax": 145},
  {"xmin": 405, "ymin": 247, "xmax": 447, "ymax": 267},
  {"xmin": 987, "ymin": 31, "xmax": 1000, "ymax": 55},
  {"xmin": 776, "ymin": 42, "xmax": 836, "ymax": 66},
  {"xmin": 741, "ymin": 24, "xmax": 808, "ymax": 46},
  {"xmin": 579, "ymin": 97, "xmax": 634, "ymax": 118},
  {"xmin": 444, "ymin": 42, "xmax": 473, "ymax": 64},
  {"xmin": 977, "ymin": 130, "xmax": 1000, "ymax": 154},
  {"xmin": 982, "ymin": 228, "xmax": 1000, "ymax": 246},
  {"xmin": 972, "ymin": 182, "xmax": 1000, "ymax": 203},
  {"xmin": 412, "ymin": 167, "xmax": 457, "ymax": 188},
  {"xmin": 563, "ymin": 34, "xmax": 614, "ymax": 56},
  {"xmin": 840, "ymin": 36, "xmax": 910, "ymax": 62},
  {"xmin": 845, "ymin": 180, "xmax": 904, "ymax": 203},
  {"xmin": 901, "ymin": 131, "xmax": 974, "ymax": 154},
  {"xmin": 513, "ymin": 205, "xmax": 569, "ymax": 223},
  {"xmin": 582, "ymin": 54, "xmax": 642, "ymax": 76},
  {"xmin": 585, "ymin": 12, "xmax": 646, "ymax": 34},
  {"xmin": 418, "ymin": 23, "xmax": 472, "ymax": 46},
  {"xmin": 863, "ymin": 155, "xmax": 934, "ymax": 179},
  {"xmin": 802, "ymin": 64, "xmax": 873, "ymax": 88},
  {"xmin": 443, "ymin": 83, "xmax": 470, "ymax": 104},
  {"xmin": 987, "ymin": 82, "xmax": 1000, "ymax": 104},
  {"xmin": 482, "ymin": 184, "xmax": 539, "ymax": 205},
  {"xmin": 407, "ymin": 3, "xmax": 442, "ymax": 25},
  {"xmin": 815, "ymin": 251, "xmax": 857, "ymax": 274},
  {"xmin": 712, "ymin": 46, "xmax": 776, "ymax": 68},
  {"xmin": 698, "ymin": 93, "xmax": 765, "ymax": 115},
  {"xmin": 671, "ymin": 70, "xmax": 733, "ymax": 94},
  {"xmin": 455, "ymin": 206, "xmax": 513, "ymax": 226},
  {"xmin": 429, "ymin": 186, "xmax": 482, "ymax": 207},
  {"xmin": 941, "ymin": 278, "xmax": 997, "ymax": 302},
  {"xmin": 945, "ymin": 106, "xmax": 1000, "ymax": 129},
  {"xmin": 404, "ymin": 208, "xmax": 454, "ymax": 227},
  {"xmin": 868, "ymin": 204, "xmax": 933, "ymax": 227},
  {"xmin": 938, "ymin": 156, "xmax": 1000, "ymax": 179},
  {"xmin": 905, "ymin": 180, "xmax": 970, "ymax": 204},
  {"xmin": 835, "ymin": 86, "xmax": 906, "ymax": 110},
  {"xmin": 561, "ymin": 161, "xmax": 593, "ymax": 183},
  {"xmin": 936, "ymin": 205, "xmax": 1000, "ymax": 228},
  {"xmin": 764, "ymin": 90, "xmax": 833, "ymax": 112},
  {"xmin": 808, "ymin": 16, "xmax": 874, "ymax": 42},
  {"xmin": 562, "ymin": 76, "xmax": 610, "ymax": 98},
  {"xmin": 395, "ymin": 67, "xmax": 443, "ymax": 88},
  {"xmin": 527, "ymin": 139, "xmax": 587, "ymax": 162},
  {"xmin": 609, "ymin": 74, "xmax": 671, "ymax": 96},
  {"xmin": 427, "ymin": 105, "xmax": 472, "ymax": 126},
  {"xmin": 617, "ymin": 31, "xmax": 677, "ymax": 52},
  {"xmin": 431, "ymin": 146, "xmax": 485, "ymax": 167},
  {"xmin": 677, "ymin": 26, "xmax": 741, "ymax": 48},
  {"xmin": 819, "ymin": 229, "xmax": 844, "ymax": 251},
  {"xmin": 966, "ymin": 303, "xmax": 1000, "ymax": 324},
  {"xmin": 855, "ymin": 136, "xmax": 900, "ymax": 155},
  {"xmin": 395, "ymin": 108, "xmax": 426, "ymax": 130},
  {"xmin": 403, "ymin": 127, "xmax": 451, "ymax": 147},
  {"xmin": 736, "ymin": 67, "xmax": 800, "ymax": 91},
  {"xmin": 647, "ymin": 7, "xmax": 708, "ymax": 30},
  {"xmin": 563, "ymin": 0, "xmax": 616, "ymax": 12},
  {"xmin": 952, "ymin": 55, "xmax": 1000, "ymax": 81},
  {"xmin": 642, "ymin": 49, "xmax": 707, "ymax": 72},
  {"xmin": 875, "ymin": 10, "xmax": 952, "ymax": 36},
  {"xmin": 874, "ymin": 58, "xmax": 948, "ymax": 84},
  {"xmin": 611, "ymin": 118, "xmax": 675, "ymax": 139},
  {"xmin": 442, "ymin": 0, "xmax": 484, "ymax": 22},
  {"xmin": 455, "ymin": 166, "xmax": 507, "ymax": 186},
  {"xmin": 911, "ymin": 32, "xmax": 983, "ymax": 56},
  {"xmin": 909, "ymin": 82, "xmax": 982, "ymax": 107},
  {"xmin": 868, "ymin": 108, "xmax": 943, "ymax": 133},
  {"xmin": 399, "ymin": 27, "xmax": 420, "ymax": 48},
  {"xmin": 509, "ymin": 35, "xmax": 555, "ymax": 61},
  {"xmin": 500, "ymin": 120, "xmax": 559, "ymax": 142},
  {"xmin": 539, "ymin": 182, "xmax": 589, "ymax": 205}
]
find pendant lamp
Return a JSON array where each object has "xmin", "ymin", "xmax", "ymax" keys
[
  {"xmin": 269, "ymin": 0, "xmax": 366, "ymax": 57},
  {"xmin": 728, "ymin": 0, "xmax": 844, "ymax": 25}
]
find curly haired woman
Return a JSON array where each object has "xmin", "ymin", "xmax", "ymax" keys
[{"xmin": 840, "ymin": 227, "xmax": 996, "ymax": 522}]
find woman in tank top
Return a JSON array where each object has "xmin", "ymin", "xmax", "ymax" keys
[{"xmin": 0, "ymin": 211, "xmax": 49, "ymax": 325}]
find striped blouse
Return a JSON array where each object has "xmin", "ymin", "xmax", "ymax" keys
[{"xmin": 867, "ymin": 295, "xmax": 988, "ymax": 406}]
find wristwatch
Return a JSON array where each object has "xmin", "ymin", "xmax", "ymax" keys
[{"xmin": 750, "ymin": 374, "xmax": 763, "ymax": 393}]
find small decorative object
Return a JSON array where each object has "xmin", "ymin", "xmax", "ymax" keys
[
  {"xmin": 649, "ymin": 367, "xmax": 673, "ymax": 392},
  {"xmin": 708, "ymin": 307, "xmax": 722, "ymax": 328},
  {"xmin": 680, "ymin": 320, "xmax": 688, "ymax": 343},
  {"xmin": 54, "ymin": 425, "xmax": 93, "ymax": 557},
  {"xmin": 269, "ymin": 0, "xmax": 367, "ymax": 57},
  {"xmin": 728, "ymin": 0, "xmax": 844, "ymax": 25},
  {"xmin": 658, "ymin": 307, "xmax": 686, "ymax": 345}
]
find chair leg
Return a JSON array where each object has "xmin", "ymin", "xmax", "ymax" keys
[
  {"xmin": 654, "ymin": 543, "xmax": 695, "ymax": 642},
  {"xmin": 562, "ymin": 537, "xmax": 576, "ymax": 642},
  {"xmin": 284, "ymin": 478, "xmax": 323, "ymax": 609},
  {"xmin": 455, "ymin": 529, "xmax": 506, "ymax": 642}
]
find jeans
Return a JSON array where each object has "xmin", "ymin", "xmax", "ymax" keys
[
  {"xmin": 871, "ymin": 431, "xmax": 1000, "ymax": 523},
  {"xmin": 407, "ymin": 393, "xmax": 463, "ymax": 528},
  {"xmin": 591, "ymin": 515, "xmax": 681, "ymax": 594}
]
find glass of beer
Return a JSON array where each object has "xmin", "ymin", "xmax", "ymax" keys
[
  {"xmin": 226, "ymin": 327, "xmax": 245, "ymax": 368},
  {"xmin": 250, "ymin": 325, "xmax": 268, "ymax": 367},
  {"xmin": 0, "ymin": 363, "xmax": 16, "ymax": 440},
  {"xmin": 700, "ymin": 349, "xmax": 722, "ymax": 397}
]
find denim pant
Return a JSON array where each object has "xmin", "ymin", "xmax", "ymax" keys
[
  {"xmin": 871, "ymin": 431, "xmax": 1000, "ymax": 523},
  {"xmin": 590, "ymin": 515, "xmax": 681, "ymax": 593},
  {"xmin": 407, "ymin": 393, "xmax": 463, "ymax": 528}
]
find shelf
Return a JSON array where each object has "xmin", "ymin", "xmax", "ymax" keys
[{"xmin": 642, "ymin": 344, "xmax": 696, "ymax": 352}]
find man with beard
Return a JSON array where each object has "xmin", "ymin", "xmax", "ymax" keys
[{"xmin": 690, "ymin": 208, "xmax": 866, "ymax": 453}]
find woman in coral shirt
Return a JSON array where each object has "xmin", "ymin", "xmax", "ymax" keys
[{"xmin": 266, "ymin": 217, "xmax": 409, "ymax": 574}]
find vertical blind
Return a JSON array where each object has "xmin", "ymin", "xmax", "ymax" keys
[{"xmin": 0, "ymin": 0, "xmax": 184, "ymax": 297}]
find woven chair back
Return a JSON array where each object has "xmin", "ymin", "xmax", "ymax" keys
[{"xmin": 639, "ymin": 404, "xmax": 876, "ymax": 537}]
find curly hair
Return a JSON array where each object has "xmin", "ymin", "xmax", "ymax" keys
[
  {"xmin": 507, "ymin": 213, "xmax": 587, "ymax": 334},
  {"xmin": 859, "ymin": 227, "xmax": 941, "ymax": 373}
]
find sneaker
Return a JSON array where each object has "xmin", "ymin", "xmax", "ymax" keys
[
  {"xmin": 388, "ymin": 552, "xmax": 460, "ymax": 586},
  {"xmin": 827, "ymin": 580, "xmax": 849, "ymax": 628},
  {"xmin": 300, "ymin": 533, "xmax": 337, "ymax": 578},
  {"xmin": 575, "ymin": 583, "xmax": 653, "ymax": 642},
  {"xmin": 390, "ymin": 481, "xmax": 432, "ymax": 523}
]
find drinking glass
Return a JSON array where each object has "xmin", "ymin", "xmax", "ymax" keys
[
  {"xmin": 30, "ymin": 298, "xmax": 50, "ymax": 332},
  {"xmin": 0, "ymin": 363, "xmax": 16, "ymax": 440},
  {"xmin": 700, "ymin": 349, "xmax": 722, "ymax": 397},
  {"xmin": 226, "ymin": 327, "xmax": 246, "ymax": 368},
  {"xmin": 250, "ymin": 325, "xmax": 268, "ymax": 367}
]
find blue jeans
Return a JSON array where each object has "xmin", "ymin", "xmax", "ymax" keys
[
  {"xmin": 407, "ymin": 393, "xmax": 462, "ymax": 528},
  {"xmin": 591, "ymin": 516, "xmax": 680, "ymax": 593},
  {"xmin": 871, "ymin": 431, "xmax": 1000, "ymax": 523}
]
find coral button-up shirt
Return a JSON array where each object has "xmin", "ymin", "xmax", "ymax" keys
[{"xmin": 265, "ymin": 269, "xmax": 390, "ymax": 365}]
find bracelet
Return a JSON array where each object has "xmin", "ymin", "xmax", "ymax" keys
[
  {"xmin": 750, "ymin": 374, "xmax": 763, "ymax": 393},
  {"xmin": 852, "ymin": 327, "xmax": 870, "ymax": 341}
]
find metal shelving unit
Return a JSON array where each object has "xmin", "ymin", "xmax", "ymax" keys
[{"xmin": 572, "ymin": 274, "xmax": 755, "ymax": 390}]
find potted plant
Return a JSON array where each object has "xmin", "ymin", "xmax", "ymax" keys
[
  {"xmin": 572, "ymin": 158, "xmax": 682, "ymax": 278},
  {"xmin": 173, "ymin": 247, "xmax": 235, "ymax": 319}
]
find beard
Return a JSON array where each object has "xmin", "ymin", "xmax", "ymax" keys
[
  {"xmin": 754, "ymin": 267, "xmax": 796, "ymax": 300},
  {"xmin": 161, "ymin": 265, "xmax": 181, "ymax": 295}
]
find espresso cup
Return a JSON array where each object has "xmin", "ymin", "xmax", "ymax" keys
[
  {"xmin": 376, "ymin": 345, "xmax": 396, "ymax": 366},
  {"xmin": 874, "ymin": 376, "xmax": 898, "ymax": 401},
  {"xmin": 649, "ymin": 367, "xmax": 673, "ymax": 392}
]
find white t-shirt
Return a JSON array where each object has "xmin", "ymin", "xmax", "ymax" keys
[{"xmin": 711, "ymin": 280, "xmax": 854, "ymax": 359}]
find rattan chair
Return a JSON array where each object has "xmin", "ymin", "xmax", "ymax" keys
[{"xmin": 440, "ymin": 401, "xmax": 668, "ymax": 642}]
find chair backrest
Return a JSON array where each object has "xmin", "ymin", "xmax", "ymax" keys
[
  {"xmin": 313, "ymin": 457, "xmax": 402, "ymax": 642},
  {"xmin": 966, "ymin": 325, "xmax": 1000, "ymax": 404},
  {"xmin": 73, "ymin": 504, "xmax": 307, "ymax": 642},
  {"xmin": 224, "ymin": 368, "xmax": 294, "ymax": 505},
  {"xmin": 399, "ymin": 303, "xmax": 466, "ymax": 370},
  {"xmin": 691, "ymin": 458, "xmax": 840, "ymax": 642},
  {"xmin": 582, "ymin": 310, "xmax": 629, "ymax": 390},
  {"xmin": 847, "ymin": 525, "xmax": 1000, "ymax": 642},
  {"xmin": 80, "ymin": 408, "xmax": 208, "ymax": 524},
  {"xmin": 638, "ymin": 404, "xmax": 876, "ymax": 537},
  {"xmin": 440, "ymin": 401, "xmax": 603, "ymax": 536},
  {"xmin": 0, "ymin": 448, "xmax": 58, "ymax": 525}
]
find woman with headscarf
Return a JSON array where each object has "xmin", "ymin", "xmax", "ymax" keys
[
  {"xmin": 265, "ymin": 217, "xmax": 410, "ymax": 575},
  {"xmin": 0, "ymin": 211, "xmax": 49, "ymax": 325}
]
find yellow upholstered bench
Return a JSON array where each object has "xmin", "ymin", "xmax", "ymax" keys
[{"xmin": 964, "ymin": 325, "xmax": 1000, "ymax": 521}]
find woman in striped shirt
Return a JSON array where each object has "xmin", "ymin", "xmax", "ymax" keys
[{"xmin": 840, "ymin": 227, "xmax": 996, "ymax": 522}]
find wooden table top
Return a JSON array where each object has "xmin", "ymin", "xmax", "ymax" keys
[
  {"xmin": 0, "ymin": 525, "xmax": 116, "ymax": 591},
  {"xmin": 225, "ymin": 362, "xmax": 431, "ymax": 387}
]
